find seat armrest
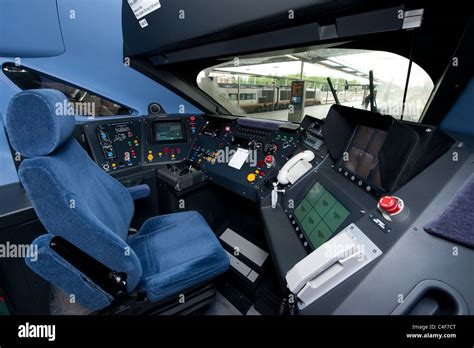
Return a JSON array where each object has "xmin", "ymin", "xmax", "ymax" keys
[
  {"xmin": 26, "ymin": 235, "xmax": 117, "ymax": 311},
  {"xmin": 127, "ymin": 184, "xmax": 150, "ymax": 200}
]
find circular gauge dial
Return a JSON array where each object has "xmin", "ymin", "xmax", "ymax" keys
[
  {"xmin": 264, "ymin": 143, "xmax": 279, "ymax": 155},
  {"xmin": 247, "ymin": 140, "xmax": 264, "ymax": 150}
]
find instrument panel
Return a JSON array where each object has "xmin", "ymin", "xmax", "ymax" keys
[
  {"xmin": 81, "ymin": 108, "xmax": 451, "ymax": 204},
  {"xmin": 142, "ymin": 115, "xmax": 203, "ymax": 164},
  {"xmin": 82, "ymin": 113, "xmax": 329, "ymax": 201},
  {"xmin": 188, "ymin": 116, "xmax": 317, "ymax": 200},
  {"xmin": 84, "ymin": 119, "xmax": 142, "ymax": 172},
  {"xmin": 83, "ymin": 114, "xmax": 203, "ymax": 172}
]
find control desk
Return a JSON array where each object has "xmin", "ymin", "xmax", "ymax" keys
[
  {"xmin": 187, "ymin": 115, "xmax": 328, "ymax": 200},
  {"xmin": 80, "ymin": 107, "xmax": 457, "ymax": 314},
  {"xmin": 82, "ymin": 113, "xmax": 327, "ymax": 191}
]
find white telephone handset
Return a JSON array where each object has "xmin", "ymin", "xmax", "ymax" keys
[
  {"xmin": 277, "ymin": 150, "xmax": 315, "ymax": 185},
  {"xmin": 286, "ymin": 232, "xmax": 359, "ymax": 295},
  {"xmin": 271, "ymin": 150, "xmax": 315, "ymax": 209},
  {"xmin": 285, "ymin": 224, "xmax": 382, "ymax": 309}
]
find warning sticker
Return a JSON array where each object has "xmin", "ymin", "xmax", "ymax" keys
[{"xmin": 127, "ymin": 0, "xmax": 161, "ymax": 20}]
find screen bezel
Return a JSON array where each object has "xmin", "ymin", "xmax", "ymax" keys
[
  {"xmin": 337, "ymin": 125, "xmax": 388, "ymax": 194},
  {"xmin": 151, "ymin": 120, "xmax": 186, "ymax": 144},
  {"xmin": 293, "ymin": 180, "xmax": 351, "ymax": 250},
  {"xmin": 284, "ymin": 169, "xmax": 364, "ymax": 253}
]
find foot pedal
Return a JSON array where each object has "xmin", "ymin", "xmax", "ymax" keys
[{"xmin": 219, "ymin": 228, "xmax": 269, "ymax": 284}]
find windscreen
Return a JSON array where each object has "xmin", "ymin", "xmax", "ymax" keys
[{"xmin": 197, "ymin": 48, "xmax": 434, "ymax": 123}]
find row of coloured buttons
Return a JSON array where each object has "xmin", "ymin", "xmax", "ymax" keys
[
  {"xmin": 147, "ymin": 147, "xmax": 182, "ymax": 162},
  {"xmin": 276, "ymin": 133, "xmax": 295, "ymax": 142},
  {"xmin": 246, "ymin": 169, "xmax": 267, "ymax": 182},
  {"xmin": 189, "ymin": 115, "xmax": 197, "ymax": 134}
]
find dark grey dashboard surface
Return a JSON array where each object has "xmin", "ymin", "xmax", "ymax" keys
[{"xmin": 261, "ymin": 143, "xmax": 474, "ymax": 315}]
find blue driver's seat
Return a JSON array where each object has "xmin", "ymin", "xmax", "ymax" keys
[{"xmin": 5, "ymin": 89, "xmax": 229, "ymax": 313}]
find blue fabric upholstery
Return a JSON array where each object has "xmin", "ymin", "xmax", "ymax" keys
[
  {"xmin": 26, "ymin": 235, "xmax": 114, "ymax": 310},
  {"xmin": 129, "ymin": 211, "xmax": 230, "ymax": 302},
  {"xmin": 19, "ymin": 139, "xmax": 142, "ymax": 294},
  {"xmin": 127, "ymin": 184, "xmax": 151, "ymax": 200},
  {"xmin": 5, "ymin": 89, "xmax": 229, "ymax": 311},
  {"xmin": 5, "ymin": 89, "xmax": 77, "ymax": 157},
  {"xmin": 424, "ymin": 173, "xmax": 474, "ymax": 248}
]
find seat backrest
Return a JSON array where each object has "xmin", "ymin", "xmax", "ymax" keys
[{"xmin": 5, "ymin": 89, "xmax": 142, "ymax": 292}]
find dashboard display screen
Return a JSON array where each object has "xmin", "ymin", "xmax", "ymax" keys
[
  {"xmin": 343, "ymin": 125, "xmax": 387, "ymax": 190},
  {"xmin": 153, "ymin": 121, "xmax": 185, "ymax": 143},
  {"xmin": 294, "ymin": 182, "xmax": 350, "ymax": 249}
]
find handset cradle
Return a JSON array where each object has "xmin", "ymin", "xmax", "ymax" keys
[
  {"xmin": 277, "ymin": 150, "xmax": 315, "ymax": 185},
  {"xmin": 272, "ymin": 150, "xmax": 315, "ymax": 209},
  {"xmin": 285, "ymin": 224, "xmax": 382, "ymax": 309}
]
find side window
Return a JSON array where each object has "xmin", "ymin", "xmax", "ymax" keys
[
  {"xmin": 2, "ymin": 64, "xmax": 133, "ymax": 117},
  {"xmin": 240, "ymin": 93, "xmax": 256, "ymax": 100}
]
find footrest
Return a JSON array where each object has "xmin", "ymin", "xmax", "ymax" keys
[{"xmin": 219, "ymin": 228, "xmax": 269, "ymax": 285}]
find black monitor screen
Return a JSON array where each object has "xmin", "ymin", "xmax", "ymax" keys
[
  {"xmin": 152, "ymin": 121, "xmax": 185, "ymax": 143},
  {"xmin": 294, "ymin": 181, "xmax": 350, "ymax": 249},
  {"xmin": 342, "ymin": 125, "xmax": 387, "ymax": 190}
]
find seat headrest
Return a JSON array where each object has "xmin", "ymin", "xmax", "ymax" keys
[{"xmin": 5, "ymin": 89, "xmax": 77, "ymax": 157}]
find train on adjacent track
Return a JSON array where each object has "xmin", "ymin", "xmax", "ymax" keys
[{"xmin": 218, "ymin": 84, "xmax": 322, "ymax": 113}]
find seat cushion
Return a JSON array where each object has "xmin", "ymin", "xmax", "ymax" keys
[{"xmin": 128, "ymin": 211, "xmax": 229, "ymax": 302}]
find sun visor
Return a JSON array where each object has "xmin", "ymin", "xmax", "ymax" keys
[
  {"xmin": 323, "ymin": 105, "xmax": 454, "ymax": 194},
  {"xmin": 122, "ymin": 1, "xmax": 407, "ymax": 64},
  {"xmin": 0, "ymin": 0, "xmax": 65, "ymax": 58},
  {"xmin": 122, "ymin": 0, "xmax": 330, "ymax": 58}
]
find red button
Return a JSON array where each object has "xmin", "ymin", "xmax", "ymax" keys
[
  {"xmin": 257, "ymin": 160, "xmax": 264, "ymax": 168},
  {"xmin": 265, "ymin": 155, "xmax": 274, "ymax": 164},
  {"xmin": 379, "ymin": 196, "xmax": 400, "ymax": 214},
  {"xmin": 260, "ymin": 171, "xmax": 265, "ymax": 176},
  {"xmin": 190, "ymin": 116, "xmax": 196, "ymax": 121}
]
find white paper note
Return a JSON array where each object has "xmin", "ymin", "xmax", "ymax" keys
[
  {"xmin": 128, "ymin": 0, "xmax": 161, "ymax": 20},
  {"xmin": 228, "ymin": 148, "xmax": 249, "ymax": 170}
]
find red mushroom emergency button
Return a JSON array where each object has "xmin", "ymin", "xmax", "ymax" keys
[
  {"xmin": 377, "ymin": 195, "xmax": 409, "ymax": 222},
  {"xmin": 265, "ymin": 155, "xmax": 274, "ymax": 165},
  {"xmin": 378, "ymin": 196, "xmax": 401, "ymax": 214}
]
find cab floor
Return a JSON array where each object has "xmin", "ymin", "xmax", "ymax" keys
[{"xmin": 205, "ymin": 292, "xmax": 261, "ymax": 315}]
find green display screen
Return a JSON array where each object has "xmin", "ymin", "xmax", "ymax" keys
[{"xmin": 294, "ymin": 182, "xmax": 350, "ymax": 249}]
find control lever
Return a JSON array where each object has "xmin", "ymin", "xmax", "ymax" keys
[
  {"xmin": 179, "ymin": 165, "xmax": 193, "ymax": 176},
  {"xmin": 167, "ymin": 164, "xmax": 179, "ymax": 173},
  {"xmin": 271, "ymin": 182, "xmax": 285, "ymax": 209}
]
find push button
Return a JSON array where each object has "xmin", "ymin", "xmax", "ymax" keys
[
  {"xmin": 378, "ymin": 196, "xmax": 400, "ymax": 214},
  {"xmin": 265, "ymin": 155, "xmax": 274, "ymax": 165},
  {"xmin": 247, "ymin": 173, "xmax": 257, "ymax": 182}
]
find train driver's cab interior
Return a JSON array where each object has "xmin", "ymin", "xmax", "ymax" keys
[{"xmin": 0, "ymin": 0, "xmax": 473, "ymax": 318}]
